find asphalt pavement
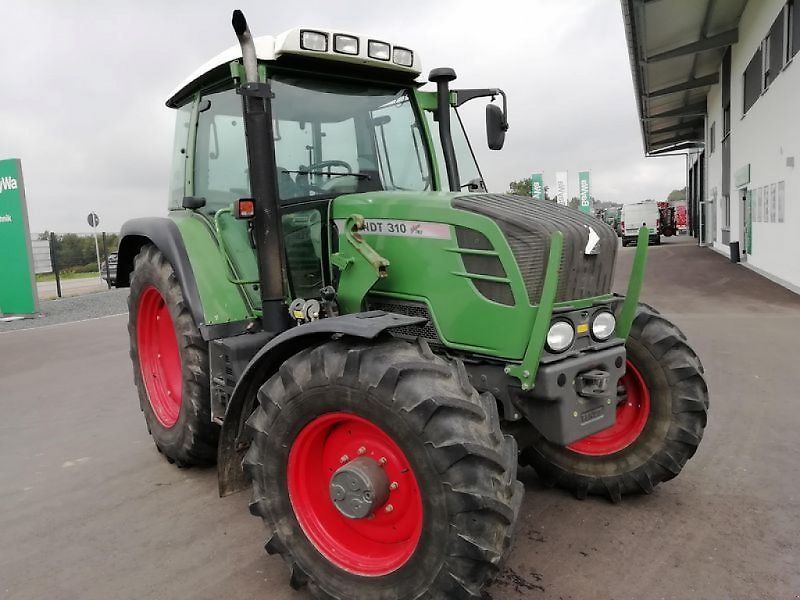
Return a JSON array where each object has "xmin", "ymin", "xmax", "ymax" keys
[{"xmin": 1, "ymin": 236, "xmax": 798, "ymax": 600}]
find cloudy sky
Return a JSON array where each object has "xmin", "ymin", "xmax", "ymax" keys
[{"xmin": 0, "ymin": 0, "xmax": 685, "ymax": 233}]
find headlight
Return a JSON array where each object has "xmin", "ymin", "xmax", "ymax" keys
[
  {"xmin": 546, "ymin": 321, "xmax": 575, "ymax": 353},
  {"xmin": 368, "ymin": 40, "xmax": 391, "ymax": 61},
  {"xmin": 392, "ymin": 47, "xmax": 414, "ymax": 67},
  {"xmin": 333, "ymin": 34, "xmax": 358, "ymax": 55},
  {"xmin": 300, "ymin": 30, "xmax": 328, "ymax": 52},
  {"xmin": 591, "ymin": 311, "xmax": 616, "ymax": 341}
]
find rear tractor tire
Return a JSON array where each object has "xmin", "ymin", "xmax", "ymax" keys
[
  {"xmin": 244, "ymin": 337, "xmax": 523, "ymax": 599},
  {"xmin": 128, "ymin": 244, "xmax": 218, "ymax": 466},
  {"xmin": 521, "ymin": 304, "xmax": 708, "ymax": 502}
]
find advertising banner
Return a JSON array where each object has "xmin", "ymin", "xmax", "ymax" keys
[
  {"xmin": 578, "ymin": 170, "xmax": 592, "ymax": 214},
  {"xmin": 554, "ymin": 171, "xmax": 569, "ymax": 205},
  {"xmin": 530, "ymin": 173, "xmax": 545, "ymax": 201},
  {"xmin": 0, "ymin": 158, "xmax": 38, "ymax": 316}
]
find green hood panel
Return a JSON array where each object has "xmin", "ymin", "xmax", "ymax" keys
[{"xmin": 332, "ymin": 191, "xmax": 535, "ymax": 358}]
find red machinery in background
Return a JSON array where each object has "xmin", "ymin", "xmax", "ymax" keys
[{"xmin": 657, "ymin": 201, "xmax": 687, "ymax": 237}]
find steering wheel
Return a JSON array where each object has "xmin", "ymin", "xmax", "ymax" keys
[
  {"xmin": 306, "ymin": 159, "xmax": 353, "ymax": 175},
  {"xmin": 299, "ymin": 159, "xmax": 356, "ymax": 193}
]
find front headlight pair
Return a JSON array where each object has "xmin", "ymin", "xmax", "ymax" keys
[{"xmin": 545, "ymin": 310, "xmax": 616, "ymax": 353}]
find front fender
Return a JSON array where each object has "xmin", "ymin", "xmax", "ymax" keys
[
  {"xmin": 116, "ymin": 217, "xmax": 205, "ymax": 330},
  {"xmin": 217, "ymin": 311, "xmax": 426, "ymax": 497}
]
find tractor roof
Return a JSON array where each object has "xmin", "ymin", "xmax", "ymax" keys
[{"xmin": 166, "ymin": 27, "xmax": 423, "ymax": 108}]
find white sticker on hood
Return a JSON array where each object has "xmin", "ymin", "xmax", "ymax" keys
[{"xmin": 334, "ymin": 219, "xmax": 452, "ymax": 240}]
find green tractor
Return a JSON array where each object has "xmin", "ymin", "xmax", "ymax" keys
[{"xmin": 117, "ymin": 11, "xmax": 708, "ymax": 599}]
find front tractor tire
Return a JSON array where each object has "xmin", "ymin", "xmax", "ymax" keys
[
  {"xmin": 128, "ymin": 244, "xmax": 218, "ymax": 466},
  {"xmin": 521, "ymin": 305, "xmax": 708, "ymax": 502},
  {"xmin": 244, "ymin": 338, "xmax": 523, "ymax": 600}
]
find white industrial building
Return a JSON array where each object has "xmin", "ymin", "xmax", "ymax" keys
[{"xmin": 622, "ymin": 0, "xmax": 800, "ymax": 293}]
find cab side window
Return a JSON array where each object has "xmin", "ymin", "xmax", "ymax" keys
[
  {"xmin": 168, "ymin": 101, "xmax": 193, "ymax": 210},
  {"xmin": 194, "ymin": 89, "xmax": 250, "ymax": 213}
]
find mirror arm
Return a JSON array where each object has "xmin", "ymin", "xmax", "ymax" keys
[{"xmin": 454, "ymin": 88, "xmax": 508, "ymax": 129}]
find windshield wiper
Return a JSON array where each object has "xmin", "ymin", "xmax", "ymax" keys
[{"xmin": 282, "ymin": 170, "xmax": 371, "ymax": 180}]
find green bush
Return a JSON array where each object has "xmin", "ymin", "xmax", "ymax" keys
[{"xmin": 73, "ymin": 262, "xmax": 99, "ymax": 273}]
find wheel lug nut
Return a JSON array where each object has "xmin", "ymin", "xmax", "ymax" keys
[
  {"xmin": 385, "ymin": 504, "xmax": 394, "ymax": 513},
  {"xmin": 340, "ymin": 454, "xmax": 349, "ymax": 464},
  {"xmin": 357, "ymin": 446, "xmax": 366, "ymax": 455},
  {"xmin": 378, "ymin": 457, "xmax": 387, "ymax": 466},
  {"xmin": 390, "ymin": 481, "xmax": 399, "ymax": 490}
]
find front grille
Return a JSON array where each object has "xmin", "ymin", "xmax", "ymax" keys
[
  {"xmin": 365, "ymin": 298, "xmax": 441, "ymax": 344},
  {"xmin": 452, "ymin": 194, "xmax": 617, "ymax": 303},
  {"xmin": 454, "ymin": 226, "xmax": 515, "ymax": 306}
]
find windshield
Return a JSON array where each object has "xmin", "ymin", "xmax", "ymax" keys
[{"xmin": 270, "ymin": 74, "xmax": 432, "ymax": 201}]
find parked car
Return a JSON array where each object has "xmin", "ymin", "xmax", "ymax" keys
[{"xmin": 101, "ymin": 252, "xmax": 118, "ymax": 287}]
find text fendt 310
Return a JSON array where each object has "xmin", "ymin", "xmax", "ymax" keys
[{"xmin": 116, "ymin": 11, "xmax": 709, "ymax": 599}]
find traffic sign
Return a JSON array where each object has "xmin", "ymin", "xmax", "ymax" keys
[{"xmin": 87, "ymin": 212, "xmax": 100, "ymax": 228}]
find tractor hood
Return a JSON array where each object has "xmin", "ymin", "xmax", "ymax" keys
[{"xmin": 330, "ymin": 191, "xmax": 618, "ymax": 360}]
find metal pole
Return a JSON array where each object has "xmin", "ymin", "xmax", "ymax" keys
[
  {"xmin": 92, "ymin": 221, "xmax": 102, "ymax": 281},
  {"xmin": 102, "ymin": 232, "xmax": 111, "ymax": 289},
  {"xmin": 49, "ymin": 232, "xmax": 62, "ymax": 298}
]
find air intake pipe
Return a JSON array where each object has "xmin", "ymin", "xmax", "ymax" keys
[{"xmin": 428, "ymin": 68, "xmax": 460, "ymax": 192}]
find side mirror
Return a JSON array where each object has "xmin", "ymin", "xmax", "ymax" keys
[
  {"xmin": 486, "ymin": 104, "xmax": 507, "ymax": 150},
  {"xmin": 182, "ymin": 196, "xmax": 206, "ymax": 210}
]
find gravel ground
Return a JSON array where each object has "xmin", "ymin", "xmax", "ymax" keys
[{"xmin": 0, "ymin": 288, "xmax": 128, "ymax": 333}]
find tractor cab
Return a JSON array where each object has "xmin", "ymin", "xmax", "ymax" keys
[{"xmin": 166, "ymin": 27, "xmax": 499, "ymax": 209}]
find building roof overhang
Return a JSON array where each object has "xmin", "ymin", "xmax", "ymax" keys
[{"xmin": 621, "ymin": 0, "xmax": 748, "ymax": 155}]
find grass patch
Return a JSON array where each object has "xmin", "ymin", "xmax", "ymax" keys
[{"xmin": 36, "ymin": 271, "xmax": 101, "ymax": 282}]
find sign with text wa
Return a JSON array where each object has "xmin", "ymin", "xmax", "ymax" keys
[
  {"xmin": 578, "ymin": 170, "xmax": 592, "ymax": 214},
  {"xmin": 530, "ymin": 173, "xmax": 545, "ymax": 200},
  {"xmin": 0, "ymin": 159, "xmax": 38, "ymax": 316}
]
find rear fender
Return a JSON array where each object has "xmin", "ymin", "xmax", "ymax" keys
[{"xmin": 217, "ymin": 311, "xmax": 426, "ymax": 497}]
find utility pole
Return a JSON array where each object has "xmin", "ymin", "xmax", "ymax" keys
[{"xmin": 87, "ymin": 212, "xmax": 101, "ymax": 279}]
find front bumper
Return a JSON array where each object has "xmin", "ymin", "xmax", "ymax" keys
[{"xmin": 516, "ymin": 344, "xmax": 626, "ymax": 445}]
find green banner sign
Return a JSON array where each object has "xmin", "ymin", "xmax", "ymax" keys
[
  {"xmin": 530, "ymin": 173, "xmax": 545, "ymax": 201},
  {"xmin": 0, "ymin": 158, "xmax": 38, "ymax": 316},
  {"xmin": 578, "ymin": 170, "xmax": 591, "ymax": 214}
]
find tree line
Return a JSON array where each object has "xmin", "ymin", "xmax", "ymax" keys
[{"xmin": 37, "ymin": 232, "xmax": 119, "ymax": 272}]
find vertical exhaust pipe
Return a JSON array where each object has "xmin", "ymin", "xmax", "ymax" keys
[
  {"xmin": 231, "ymin": 10, "xmax": 290, "ymax": 333},
  {"xmin": 232, "ymin": 10, "xmax": 258, "ymax": 83},
  {"xmin": 428, "ymin": 68, "xmax": 460, "ymax": 192}
]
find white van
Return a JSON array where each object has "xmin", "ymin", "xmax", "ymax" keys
[{"xmin": 620, "ymin": 202, "xmax": 660, "ymax": 246}]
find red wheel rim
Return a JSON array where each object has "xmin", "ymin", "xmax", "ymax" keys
[
  {"xmin": 567, "ymin": 360, "xmax": 650, "ymax": 456},
  {"xmin": 287, "ymin": 412, "xmax": 423, "ymax": 576},
  {"xmin": 136, "ymin": 286, "xmax": 182, "ymax": 428}
]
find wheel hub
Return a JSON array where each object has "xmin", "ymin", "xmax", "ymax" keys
[
  {"xmin": 329, "ymin": 457, "xmax": 389, "ymax": 519},
  {"xmin": 287, "ymin": 412, "xmax": 423, "ymax": 575}
]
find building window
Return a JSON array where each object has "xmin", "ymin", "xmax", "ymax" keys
[
  {"xmin": 743, "ymin": 47, "xmax": 763, "ymax": 113},
  {"xmin": 763, "ymin": 36, "xmax": 772, "ymax": 89},
  {"xmin": 778, "ymin": 181, "xmax": 786, "ymax": 222},
  {"xmin": 710, "ymin": 122, "xmax": 716, "ymax": 153},
  {"xmin": 769, "ymin": 8, "xmax": 786, "ymax": 81}
]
